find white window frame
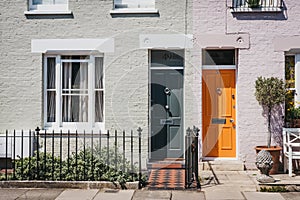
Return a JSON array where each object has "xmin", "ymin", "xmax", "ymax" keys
[
  {"xmin": 44, "ymin": 55, "xmax": 105, "ymax": 132},
  {"xmin": 26, "ymin": 0, "xmax": 71, "ymax": 14},
  {"xmin": 295, "ymin": 54, "xmax": 300, "ymax": 107},
  {"xmin": 111, "ymin": 0, "xmax": 158, "ymax": 14}
]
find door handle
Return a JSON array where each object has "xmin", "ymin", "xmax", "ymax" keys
[{"xmin": 230, "ymin": 119, "xmax": 234, "ymax": 123}]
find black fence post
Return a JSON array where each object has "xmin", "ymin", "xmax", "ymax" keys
[
  {"xmin": 29, "ymin": 130, "xmax": 31, "ymax": 180},
  {"xmin": 13, "ymin": 130, "xmax": 16, "ymax": 180},
  {"xmin": 5, "ymin": 130, "xmax": 8, "ymax": 180},
  {"xmin": 114, "ymin": 130, "xmax": 117, "ymax": 171},
  {"xmin": 67, "ymin": 130, "xmax": 70, "ymax": 176},
  {"xmin": 107, "ymin": 130, "xmax": 110, "ymax": 166},
  {"xmin": 91, "ymin": 130, "xmax": 94, "ymax": 181},
  {"xmin": 193, "ymin": 126, "xmax": 201, "ymax": 189},
  {"xmin": 122, "ymin": 130, "xmax": 125, "ymax": 173},
  {"xmin": 44, "ymin": 130, "xmax": 47, "ymax": 178},
  {"xmin": 130, "ymin": 130, "xmax": 133, "ymax": 180},
  {"xmin": 185, "ymin": 127, "xmax": 191, "ymax": 188},
  {"xmin": 35, "ymin": 127, "xmax": 40, "ymax": 180},
  {"xmin": 52, "ymin": 130, "xmax": 55, "ymax": 180},
  {"xmin": 75, "ymin": 130, "xmax": 78, "ymax": 181},
  {"xmin": 21, "ymin": 130, "xmax": 23, "ymax": 180},
  {"xmin": 137, "ymin": 127, "xmax": 142, "ymax": 189},
  {"xmin": 60, "ymin": 130, "xmax": 62, "ymax": 180},
  {"xmin": 83, "ymin": 130, "xmax": 86, "ymax": 180}
]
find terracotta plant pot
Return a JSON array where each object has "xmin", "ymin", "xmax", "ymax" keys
[{"xmin": 255, "ymin": 146, "xmax": 282, "ymax": 175}]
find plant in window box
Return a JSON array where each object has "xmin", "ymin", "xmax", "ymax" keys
[
  {"xmin": 247, "ymin": 0, "xmax": 260, "ymax": 8},
  {"xmin": 255, "ymin": 76, "xmax": 285, "ymax": 176}
]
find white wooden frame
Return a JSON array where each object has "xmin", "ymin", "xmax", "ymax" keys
[
  {"xmin": 44, "ymin": 55, "xmax": 105, "ymax": 132},
  {"xmin": 283, "ymin": 128, "xmax": 300, "ymax": 177}
]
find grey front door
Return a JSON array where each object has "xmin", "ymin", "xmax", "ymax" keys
[{"xmin": 151, "ymin": 69, "xmax": 183, "ymax": 160}]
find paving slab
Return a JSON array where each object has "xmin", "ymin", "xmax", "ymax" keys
[
  {"xmin": 171, "ymin": 191, "xmax": 205, "ymax": 200},
  {"xmin": 93, "ymin": 189, "xmax": 134, "ymax": 200},
  {"xmin": 55, "ymin": 189, "xmax": 98, "ymax": 200},
  {"xmin": 16, "ymin": 189, "xmax": 64, "ymax": 200},
  {"xmin": 243, "ymin": 192, "xmax": 285, "ymax": 200},
  {"xmin": 132, "ymin": 190, "xmax": 171, "ymax": 200},
  {"xmin": 0, "ymin": 188, "xmax": 28, "ymax": 200},
  {"xmin": 203, "ymin": 186, "xmax": 245, "ymax": 200},
  {"xmin": 280, "ymin": 192, "xmax": 300, "ymax": 200}
]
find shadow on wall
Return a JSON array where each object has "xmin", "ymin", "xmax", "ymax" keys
[
  {"xmin": 262, "ymin": 104, "xmax": 284, "ymax": 147},
  {"xmin": 232, "ymin": 1, "xmax": 288, "ymax": 21}
]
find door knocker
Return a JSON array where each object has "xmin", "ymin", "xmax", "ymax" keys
[{"xmin": 164, "ymin": 87, "xmax": 171, "ymax": 95}]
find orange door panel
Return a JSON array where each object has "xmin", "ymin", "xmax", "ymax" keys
[{"xmin": 202, "ymin": 70, "xmax": 236, "ymax": 158}]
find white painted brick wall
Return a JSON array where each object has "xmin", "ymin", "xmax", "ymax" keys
[
  {"xmin": 194, "ymin": 0, "xmax": 300, "ymax": 169},
  {"xmin": 0, "ymin": 0, "xmax": 193, "ymax": 168}
]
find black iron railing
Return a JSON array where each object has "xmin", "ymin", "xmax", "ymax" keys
[
  {"xmin": 0, "ymin": 127, "xmax": 142, "ymax": 186},
  {"xmin": 232, "ymin": 0, "xmax": 283, "ymax": 11},
  {"xmin": 185, "ymin": 126, "xmax": 201, "ymax": 189}
]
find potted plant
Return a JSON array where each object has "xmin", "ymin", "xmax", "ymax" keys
[
  {"xmin": 255, "ymin": 76, "xmax": 285, "ymax": 174},
  {"xmin": 247, "ymin": 0, "xmax": 260, "ymax": 8}
]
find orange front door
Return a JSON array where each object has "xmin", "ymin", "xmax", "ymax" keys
[{"xmin": 202, "ymin": 70, "xmax": 236, "ymax": 158}]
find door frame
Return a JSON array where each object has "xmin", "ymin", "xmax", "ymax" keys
[
  {"xmin": 148, "ymin": 49, "xmax": 185, "ymax": 161},
  {"xmin": 201, "ymin": 65, "xmax": 238, "ymax": 160}
]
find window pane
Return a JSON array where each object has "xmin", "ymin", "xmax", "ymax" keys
[
  {"xmin": 115, "ymin": 0, "xmax": 155, "ymax": 9},
  {"xmin": 62, "ymin": 95, "xmax": 88, "ymax": 122},
  {"xmin": 62, "ymin": 62, "xmax": 88, "ymax": 90},
  {"xmin": 285, "ymin": 55, "xmax": 295, "ymax": 88},
  {"xmin": 33, "ymin": 0, "xmax": 67, "ymax": 5},
  {"xmin": 47, "ymin": 91, "xmax": 56, "ymax": 122},
  {"xmin": 61, "ymin": 55, "xmax": 90, "ymax": 60},
  {"xmin": 47, "ymin": 57, "xmax": 56, "ymax": 89},
  {"xmin": 203, "ymin": 50, "xmax": 235, "ymax": 65},
  {"xmin": 95, "ymin": 91, "xmax": 104, "ymax": 122},
  {"xmin": 33, "ymin": 0, "xmax": 53, "ymax": 5},
  {"xmin": 151, "ymin": 50, "xmax": 184, "ymax": 67},
  {"xmin": 55, "ymin": 0, "xmax": 67, "ymax": 4},
  {"xmin": 95, "ymin": 57, "xmax": 103, "ymax": 89}
]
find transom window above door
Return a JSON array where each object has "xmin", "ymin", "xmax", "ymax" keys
[
  {"xmin": 202, "ymin": 49, "xmax": 236, "ymax": 66},
  {"xmin": 45, "ymin": 55, "xmax": 104, "ymax": 131},
  {"xmin": 28, "ymin": 0, "xmax": 69, "ymax": 13}
]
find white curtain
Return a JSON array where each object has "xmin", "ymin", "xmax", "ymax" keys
[
  {"xmin": 62, "ymin": 59, "xmax": 88, "ymax": 122},
  {"xmin": 95, "ymin": 57, "xmax": 104, "ymax": 122},
  {"xmin": 47, "ymin": 57, "xmax": 56, "ymax": 122}
]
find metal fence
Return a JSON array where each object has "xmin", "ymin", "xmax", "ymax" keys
[
  {"xmin": 0, "ymin": 127, "xmax": 142, "ymax": 186},
  {"xmin": 185, "ymin": 126, "xmax": 201, "ymax": 189}
]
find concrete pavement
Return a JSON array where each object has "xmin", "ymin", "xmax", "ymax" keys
[
  {"xmin": 0, "ymin": 188, "xmax": 299, "ymax": 200},
  {"xmin": 0, "ymin": 170, "xmax": 299, "ymax": 199}
]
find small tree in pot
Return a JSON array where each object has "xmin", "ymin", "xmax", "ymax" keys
[{"xmin": 255, "ymin": 76, "xmax": 285, "ymax": 174}]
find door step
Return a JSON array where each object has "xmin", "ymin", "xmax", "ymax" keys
[
  {"xmin": 199, "ymin": 160, "xmax": 245, "ymax": 171},
  {"xmin": 148, "ymin": 161, "xmax": 185, "ymax": 169}
]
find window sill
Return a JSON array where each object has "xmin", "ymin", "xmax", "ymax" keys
[
  {"xmin": 110, "ymin": 8, "xmax": 159, "ymax": 14},
  {"xmin": 231, "ymin": 7, "xmax": 283, "ymax": 13},
  {"xmin": 24, "ymin": 10, "xmax": 72, "ymax": 15}
]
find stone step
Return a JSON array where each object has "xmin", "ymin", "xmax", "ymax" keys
[
  {"xmin": 199, "ymin": 160, "xmax": 245, "ymax": 171},
  {"xmin": 147, "ymin": 161, "xmax": 185, "ymax": 169}
]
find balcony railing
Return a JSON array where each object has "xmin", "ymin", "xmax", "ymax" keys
[{"xmin": 232, "ymin": 0, "xmax": 283, "ymax": 12}]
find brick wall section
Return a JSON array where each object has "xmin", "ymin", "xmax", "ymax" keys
[
  {"xmin": 194, "ymin": 0, "xmax": 300, "ymax": 169},
  {"xmin": 0, "ymin": 0, "xmax": 193, "ymax": 168}
]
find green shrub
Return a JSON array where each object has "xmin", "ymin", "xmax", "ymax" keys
[{"xmin": 2, "ymin": 147, "xmax": 146, "ymax": 187}]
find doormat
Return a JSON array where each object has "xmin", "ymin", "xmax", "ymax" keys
[{"xmin": 148, "ymin": 169, "xmax": 185, "ymax": 190}]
